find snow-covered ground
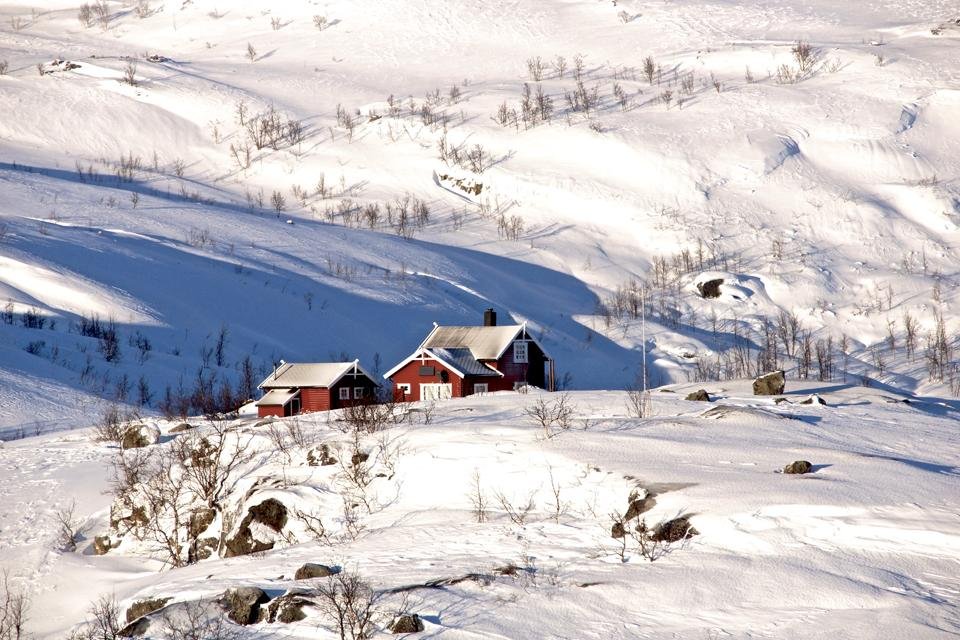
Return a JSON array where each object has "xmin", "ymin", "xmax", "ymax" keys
[
  {"xmin": 0, "ymin": 0, "xmax": 958, "ymax": 432},
  {"xmin": 1, "ymin": 385, "xmax": 959, "ymax": 638},
  {"xmin": 1, "ymin": 0, "xmax": 959, "ymax": 636}
]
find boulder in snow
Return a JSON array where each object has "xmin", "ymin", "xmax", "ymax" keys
[
  {"xmin": 306, "ymin": 444, "xmax": 337, "ymax": 467},
  {"xmin": 93, "ymin": 535, "xmax": 112, "ymax": 555},
  {"xmin": 126, "ymin": 597, "xmax": 171, "ymax": 623},
  {"xmin": 295, "ymin": 563, "xmax": 337, "ymax": 580},
  {"xmin": 390, "ymin": 613, "xmax": 425, "ymax": 633},
  {"xmin": 685, "ymin": 389, "xmax": 711, "ymax": 402},
  {"xmin": 221, "ymin": 587, "xmax": 270, "ymax": 625},
  {"xmin": 783, "ymin": 460, "xmax": 813, "ymax": 474},
  {"xmin": 696, "ymin": 278, "xmax": 724, "ymax": 299},
  {"xmin": 121, "ymin": 424, "xmax": 160, "ymax": 450},
  {"xmin": 265, "ymin": 590, "xmax": 311, "ymax": 623},
  {"xmin": 752, "ymin": 370, "xmax": 785, "ymax": 396},
  {"xmin": 649, "ymin": 516, "xmax": 698, "ymax": 543}
]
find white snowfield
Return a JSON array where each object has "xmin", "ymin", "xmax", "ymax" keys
[
  {"xmin": 0, "ymin": 385, "xmax": 958, "ymax": 638},
  {"xmin": 0, "ymin": 0, "xmax": 959, "ymax": 636}
]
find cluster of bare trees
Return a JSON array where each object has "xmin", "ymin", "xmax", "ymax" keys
[{"xmin": 108, "ymin": 419, "xmax": 253, "ymax": 568}]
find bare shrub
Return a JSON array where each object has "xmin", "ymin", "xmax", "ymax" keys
[
  {"xmin": 314, "ymin": 570, "xmax": 381, "ymax": 640},
  {"xmin": 69, "ymin": 594, "xmax": 122, "ymax": 640},
  {"xmin": 341, "ymin": 401, "xmax": 394, "ymax": 434},
  {"xmin": 122, "ymin": 61, "xmax": 137, "ymax": 87},
  {"xmin": 625, "ymin": 382, "xmax": 651, "ymax": 419},
  {"xmin": 792, "ymin": 40, "xmax": 815, "ymax": 73},
  {"xmin": 54, "ymin": 500, "xmax": 87, "ymax": 552},
  {"xmin": 163, "ymin": 599, "xmax": 239, "ymax": 640},
  {"xmin": 93, "ymin": 0, "xmax": 110, "ymax": 30},
  {"xmin": 467, "ymin": 469, "xmax": 488, "ymax": 523},
  {"xmin": 313, "ymin": 15, "xmax": 328, "ymax": 30},
  {"xmin": 0, "ymin": 569, "xmax": 30, "ymax": 640},
  {"xmin": 246, "ymin": 42, "xmax": 257, "ymax": 62},
  {"xmin": 527, "ymin": 56, "xmax": 545, "ymax": 81},
  {"xmin": 78, "ymin": 3, "xmax": 94, "ymax": 27},
  {"xmin": 0, "ymin": 61, "xmax": 8, "ymax": 76},
  {"xmin": 525, "ymin": 393, "xmax": 574, "ymax": 437},
  {"xmin": 94, "ymin": 404, "xmax": 125, "ymax": 442},
  {"xmin": 494, "ymin": 489, "xmax": 537, "ymax": 525}
]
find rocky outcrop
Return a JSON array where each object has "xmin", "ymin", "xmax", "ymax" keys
[
  {"xmin": 222, "ymin": 498, "xmax": 288, "ymax": 558},
  {"xmin": 306, "ymin": 444, "xmax": 337, "ymax": 466},
  {"xmin": 265, "ymin": 590, "xmax": 311, "ymax": 623},
  {"xmin": 390, "ymin": 614, "xmax": 425, "ymax": 633},
  {"xmin": 783, "ymin": 460, "xmax": 813, "ymax": 474},
  {"xmin": 650, "ymin": 516, "xmax": 699, "ymax": 543},
  {"xmin": 125, "ymin": 597, "xmax": 171, "ymax": 623},
  {"xmin": 752, "ymin": 370, "xmax": 785, "ymax": 396},
  {"xmin": 696, "ymin": 278, "xmax": 724, "ymax": 299},
  {"xmin": 685, "ymin": 389, "xmax": 711, "ymax": 402},
  {"xmin": 93, "ymin": 535, "xmax": 112, "ymax": 555},
  {"xmin": 121, "ymin": 424, "xmax": 161, "ymax": 450},
  {"xmin": 221, "ymin": 587, "xmax": 270, "ymax": 625},
  {"xmin": 295, "ymin": 563, "xmax": 337, "ymax": 580}
]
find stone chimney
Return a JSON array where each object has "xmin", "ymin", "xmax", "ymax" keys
[{"xmin": 483, "ymin": 308, "xmax": 497, "ymax": 327}]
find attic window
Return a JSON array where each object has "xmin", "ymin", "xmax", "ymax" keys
[
  {"xmin": 513, "ymin": 341, "xmax": 528, "ymax": 363},
  {"xmin": 339, "ymin": 387, "xmax": 350, "ymax": 400}
]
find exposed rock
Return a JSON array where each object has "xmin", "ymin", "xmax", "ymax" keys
[
  {"xmin": 110, "ymin": 503, "xmax": 148, "ymax": 531},
  {"xmin": 295, "ymin": 563, "xmax": 337, "ymax": 580},
  {"xmin": 121, "ymin": 424, "xmax": 161, "ymax": 450},
  {"xmin": 169, "ymin": 423, "xmax": 194, "ymax": 433},
  {"xmin": 351, "ymin": 451, "xmax": 370, "ymax": 466},
  {"xmin": 783, "ymin": 460, "xmax": 813, "ymax": 474},
  {"xmin": 118, "ymin": 617, "xmax": 150, "ymax": 637},
  {"xmin": 307, "ymin": 444, "xmax": 337, "ymax": 467},
  {"xmin": 685, "ymin": 389, "xmax": 711, "ymax": 402},
  {"xmin": 265, "ymin": 590, "xmax": 311, "ymax": 623},
  {"xmin": 190, "ymin": 537, "xmax": 219, "ymax": 562},
  {"xmin": 126, "ymin": 597, "xmax": 171, "ymax": 623},
  {"xmin": 221, "ymin": 587, "xmax": 270, "ymax": 625},
  {"xmin": 800, "ymin": 394, "xmax": 826, "ymax": 405},
  {"xmin": 93, "ymin": 535, "xmax": 112, "ymax": 555},
  {"xmin": 650, "ymin": 516, "xmax": 698, "ymax": 543},
  {"xmin": 248, "ymin": 498, "xmax": 288, "ymax": 532},
  {"xmin": 222, "ymin": 498, "xmax": 288, "ymax": 558},
  {"xmin": 774, "ymin": 397, "xmax": 791, "ymax": 404},
  {"xmin": 390, "ymin": 614, "xmax": 425, "ymax": 633},
  {"xmin": 696, "ymin": 278, "xmax": 724, "ymax": 299},
  {"xmin": 752, "ymin": 370, "xmax": 786, "ymax": 396},
  {"xmin": 624, "ymin": 493, "xmax": 657, "ymax": 521},
  {"xmin": 188, "ymin": 507, "xmax": 217, "ymax": 538}
]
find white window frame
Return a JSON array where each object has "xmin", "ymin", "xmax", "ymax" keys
[
  {"xmin": 354, "ymin": 386, "xmax": 365, "ymax": 399},
  {"xmin": 513, "ymin": 341, "xmax": 529, "ymax": 363},
  {"xmin": 397, "ymin": 383, "xmax": 412, "ymax": 396},
  {"xmin": 339, "ymin": 387, "xmax": 351, "ymax": 400},
  {"xmin": 473, "ymin": 383, "xmax": 489, "ymax": 395}
]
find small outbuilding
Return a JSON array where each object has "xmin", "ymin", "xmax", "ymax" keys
[
  {"xmin": 255, "ymin": 360, "xmax": 379, "ymax": 418},
  {"xmin": 384, "ymin": 309, "xmax": 555, "ymax": 402}
]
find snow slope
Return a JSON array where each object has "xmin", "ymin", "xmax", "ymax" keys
[
  {"xmin": 0, "ymin": 385, "xmax": 958, "ymax": 638},
  {"xmin": 0, "ymin": 0, "xmax": 959, "ymax": 432}
]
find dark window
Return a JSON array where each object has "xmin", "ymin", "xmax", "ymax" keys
[{"xmin": 419, "ymin": 365, "xmax": 436, "ymax": 376}]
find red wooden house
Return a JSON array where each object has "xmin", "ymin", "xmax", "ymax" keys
[
  {"xmin": 384, "ymin": 309, "xmax": 555, "ymax": 402},
  {"xmin": 255, "ymin": 360, "xmax": 379, "ymax": 418}
]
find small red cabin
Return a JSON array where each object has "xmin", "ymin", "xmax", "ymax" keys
[
  {"xmin": 255, "ymin": 360, "xmax": 379, "ymax": 418},
  {"xmin": 384, "ymin": 309, "xmax": 555, "ymax": 402}
]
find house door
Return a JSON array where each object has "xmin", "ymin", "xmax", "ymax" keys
[{"xmin": 420, "ymin": 383, "xmax": 453, "ymax": 401}]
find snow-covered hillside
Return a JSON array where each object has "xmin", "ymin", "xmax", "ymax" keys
[
  {"xmin": 1, "ymin": 385, "xmax": 959, "ymax": 638},
  {"xmin": 1, "ymin": 2, "xmax": 959, "ymax": 637},
  {"xmin": 1, "ymin": 0, "xmax": 959, "ymax": 432}
]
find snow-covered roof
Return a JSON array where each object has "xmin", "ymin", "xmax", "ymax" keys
[
  {"xmin": 421, "ymin": 325, "xmax": 526, "ymax": 360},
  {"xmin": 429, "ymin": 348, "xmax": 502, "ymax": 377},
  {"xmin": 258, "ymin": 361, "xmax": 376, "ymax": 389},
  {"xmin": 255, "ymin": 388, "xmax": 299, "ymax": 407}
]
